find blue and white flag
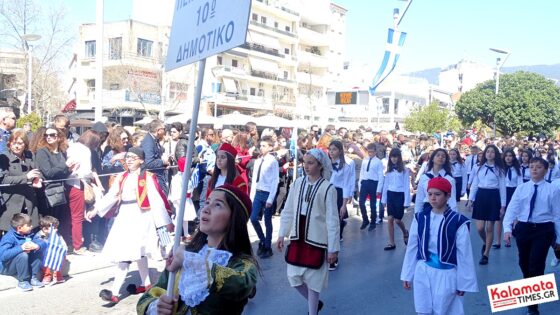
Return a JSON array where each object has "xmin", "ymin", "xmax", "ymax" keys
[
  {"xmin": 369, "ymin": 28, "xmax": 407, "ymax": 95},
  {"xmin": 43, "ymin": 227, "xmax": 67, "ymax": 272}
]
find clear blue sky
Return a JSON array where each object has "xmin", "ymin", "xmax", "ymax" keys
[
  {"xmin": 336, "ymin": 0, "xmax": 560, "ymax": 71},
  {"xmin": 60, "ymin": 0, "xmax": 559, "ymax": 72}
]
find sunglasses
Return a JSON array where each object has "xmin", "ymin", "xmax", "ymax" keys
[
  {"xmin": 121, "ymin": 137, "xmax": 129, "ymax": 140},
  {"xmin": 45, "ymin": 133, "xmax": 58, "ymax": 138}
]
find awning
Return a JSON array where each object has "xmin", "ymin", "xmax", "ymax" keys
[
  {"xmin": 247, "ymin": 31, "xmax": 280, "ymax": 50},
  {"xmin": 248, "ymin": 57, "xmax": 279, "ymax": 75},
  {"xmin": 222, "ymin": 78, "xmax": 238, "ymax": 93}
]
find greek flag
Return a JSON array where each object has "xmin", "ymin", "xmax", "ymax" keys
[
  {"xmin": 156, "ymin": 226, "xmax": 172, "ymax": 246},
  {"xmin": 369, "ymin": 28, "xmax": 407, "ymax": 95},
  {"xmin": 188, "ymin": 166, "xmax": 200, "ymax": 193},
  {"xmin": 43, "ymin": 227, "xmax": 67, "ymax": 272}
]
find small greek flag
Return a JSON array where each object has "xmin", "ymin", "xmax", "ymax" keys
[
  {"xmin": 156, "ymin": 226, "xmax": 173, "ymax": 247},
  {"xmin": 43, "ymin": 227, "xmax": 67, "ymax": 272},
  {"xmin": 369, "ymin": 28, "xmax": 407, "ymax": 95},
  {"xmin": 188, "ymin": 166, "xmax": 200, "ymax": 193}
]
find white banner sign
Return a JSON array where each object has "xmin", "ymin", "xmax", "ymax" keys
[
  {"xmin": 487, "ymin": 273, "xmax": 558, "ymax": 312},
  {"xmin": 166, "ymin": 0, "xmax": 251, "ymax": 70}
]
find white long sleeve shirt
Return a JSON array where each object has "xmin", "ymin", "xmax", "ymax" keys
[
  {"xmin": 414, "ymin": 169, "xmax": 457, "ymax": 213},
  {"xmin": 451, "ymin": 161, "xmax": 467, "ymax": 195},
  {"xmin": 504, "ymin": 166, "xmax": 523, "ymax": 187},
  {"xmin": 359, "ymin": 156, "xmax": 384, "ymax": 193},
  {"xmin": 468, "ymin": 163, "xmax": 507, "ymax": 207},
  {"xmin": 66, "ymin": 142, "xmax": 93, "ymax": 189},
  {"xmin": 545, "ymin": 164, "xmax": 560, "ymax": 182},
  {"xmin": 250, "ymin": 153, "xmax": 279, "ymax": 204},
  {"xmin": 465, "ymin": 154, "xmax": 478, "ymax": 178},
  {"xmin": 505, "ymin": 179, "xmax": 560, "ymax": 243},
  {"xmin": 330, "ymin": 157, "xmax": 355, "ymax": 199},
  {"xmin": 520, "ymin": 164, "xmax": 531, "ymax": 182},
  {"xmin": 381, "ymin": 168, "xmax": 411, "ymax": 207}
]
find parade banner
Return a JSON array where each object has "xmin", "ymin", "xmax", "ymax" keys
[{"xmin": 487, "ymin": 273, "xmax": 558, "ymax": 312}]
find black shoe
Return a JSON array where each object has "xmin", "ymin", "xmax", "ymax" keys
[
  {"xmin": 479, "ymin": 255, "xmax": 489, "ymax": 265},
  {"xmin": 260, "ymin": 248, "xmax": 273, "ymax": 259},
  {"xmin": 328, "ymin": 261, "xmax": 338, "ymax": 271},
  {"xmin": 88, "ymin": 240, "xmax": 103, "ymax": 253},
  {"xmin": 492, "ymin": 244, "xmax": 501, "ymax": 249},
  {"xmin": 257, "ymin": 242, "xmax": 264, "ymax": 256},
  {"xmin": 360, "ymin": 221, "xmax": 369, "ymax": 230},
  {"xmin": 384, "ymin": 244, "xmax": 396, "ymax": 250},
  {"xmin": 368, "ymin": 223, "xmax": 376, "ymax": 231}
]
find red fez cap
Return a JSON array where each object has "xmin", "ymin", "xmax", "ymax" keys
[
  {"xmin": 427, "ymin": 177, "xmax": 452, "ymax": 194},
  {"xmin": 218, "ymin": 143, "xmax": 238, "ymax": 157},
  {"xmin": 215, "ymin": 184, "xmax": 252, "ymax": 219}
]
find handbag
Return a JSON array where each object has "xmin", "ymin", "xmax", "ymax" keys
[
  {"xmin": 83, "ymin": 181, "xmax": 95, "ymax": 205},
  {"xmin": 284, "ymin": 215, "xmax": 326, "ymax": 269},
  {"xmin": 44, "ymin": 184, "xmax": 67, "ymax": 208}
]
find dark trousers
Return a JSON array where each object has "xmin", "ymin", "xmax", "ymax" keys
[
  {"xmin": 1, "ymin": 251, "xmax": 43, "ymax": 282},
  {"xmin": 514, "ymin": 222, "xmax": 555, "ymax": 311},
  {"xmin": 250, "ymin": 190, "xmax": 273, "ymax": 249},
  {"xmin": 359, "ymin": 180, "xmax": 378, "ymax": 223},
  {"xmin": 335, "ymin": 187, "xmax": 347, "ymax": 239}
]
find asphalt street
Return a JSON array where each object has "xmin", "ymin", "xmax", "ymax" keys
[{"xmin": 0, "ymin": 202, "xmax": 558, "ymax": 315}]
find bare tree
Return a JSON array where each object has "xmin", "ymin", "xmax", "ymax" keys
[{"xmin": 0, "ymin": 0, "xmax": 74, "ymax": 117}]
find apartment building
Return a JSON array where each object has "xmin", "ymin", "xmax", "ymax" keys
[
  {"xmin": 70, "ymin": 0, "xmax": 347, "ymax": 124},
  {"xmin": 0, "ymin": 50, "xmax": 26, "ymax": 113},
  {"xmin": 439, "ymin": 59, "xmax": 495, "ymax": 94}
]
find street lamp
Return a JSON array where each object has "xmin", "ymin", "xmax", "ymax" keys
[
  {"xmin": 489, "ymin": 47, "xmax": 511, "ymax": 137},
  {"xmin": 22, "ymin": 34, "xmax": 41, "ymax": 115}
]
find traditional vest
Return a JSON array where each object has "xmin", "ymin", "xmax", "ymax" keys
[
  {"xmin": 415, "ymin": 206, "xmax": 470, "ymax": 266},
  {"xmin": 114, "ymin": 170, "xmax": 172, "ymax": 214}
]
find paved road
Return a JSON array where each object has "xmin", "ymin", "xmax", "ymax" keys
[{"xmin": 0, "ymin": 203, "xmax": 558, "ymax": 314}]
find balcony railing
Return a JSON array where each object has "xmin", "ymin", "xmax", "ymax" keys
[
  {"xmin": 255, "ymin": 0, "xmax": 299, "ymax": 16},
  {"xmin": 250, "ymin": 70, "xmax": 295, "ymax": 84},
  {"xmin": 239, "ymin": 43, "xmax": 284, "ymax": 58},
  {"xmin": 250, "ymin": 20, "xmax": 296, "ymax": 38}
]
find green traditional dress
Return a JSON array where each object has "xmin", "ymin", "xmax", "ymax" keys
[{"xmin": 137, "ymin": 248, "xmax": 257, "ymax": 315}]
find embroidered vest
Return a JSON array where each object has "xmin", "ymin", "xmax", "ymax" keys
[
  {"xmin": 415, "ymin": 206, "xmax": 470, "ymax": 266},
  {"xmin": 113, "ymin": 170, "xmax": 172, "ymax": 214}
]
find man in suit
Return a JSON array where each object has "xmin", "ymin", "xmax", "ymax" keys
[{"xmin": 141, "ymin": 119, "xmax": 169, "ymax": 195}]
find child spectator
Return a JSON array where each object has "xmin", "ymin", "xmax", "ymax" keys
[
  {"xmin": 401, "ymin": 177, "xmax": 478, "ymax": 314},
  {"xmin": 0, "ymin": 213, "xmax": 47, "ymax": 291},
  {"xmin": 37, "ymin": 216, "xmax": 66, "ymax": 285}
]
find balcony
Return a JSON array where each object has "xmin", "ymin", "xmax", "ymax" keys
[
  {"xmin": 210, "ymin": 92, "xmax": 274, "ymax": 111},
  {"xmin": 249, "ymin": 20, "xmax": 296, "ymax": 38},
  {"xmin": 298, "ymin": 51, "xmax": 329, "ymax": 68},
  {"xmin": 213, "ymin": 65, "xmax": 248, "ymax": 78},
  {"xmin": 298, "ymin": 27, "xmax": 329, "ymax": 47},
  {"xmin": 239, "ymin": 43, "xmax": 284, "ymax": 58},
  {"xmin": 255, "ymin": 0, "xmax": 299, "ymax": 17},
  {"xmin": 296, "ymin": 72, "xmax": 326, "ymax": 87}
]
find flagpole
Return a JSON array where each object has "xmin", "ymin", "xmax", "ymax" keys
[{"xmin": 166, "ymin": 58, "xmax": 206, "ymax": 295}]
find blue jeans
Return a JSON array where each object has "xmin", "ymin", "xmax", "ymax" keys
[
  {"xmin": 1, "ymin": 251, "xmax": 43, "ymax": 282},
  {"xmin": 359, "ymin": 180, "xmax": 378, "ymax": 223},
  {"xmin": 250, "ymin": 190, "xmax": 273, "ymax": 249}
]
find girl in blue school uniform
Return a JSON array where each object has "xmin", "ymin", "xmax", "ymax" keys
[
  {"xmin": 495, "ymin": 148, "xmax": 523, "ymax": 248},
  {"xmin": 414, "ymin": 148, "xmax": 456, "ymax": 214},
  {"xmin": 449, "ymin": 148, "xmax": 467, "ymax": 203},
  {"xmin": 545, "ymin": 147, "xmax": 559, "ymax": 183},
  {"xmin": 381, "ymin": 148, "xmax": 411, "ymax": 251},
  {"xmin": 519, "ymin": 149, "xmax": 533, "ymax": 183},
  {"xmin": 466, "ymin": 145, "xmax": 506, "ymax": 265},
  {"xmin": 327, "ymin": 140, "xmax": 355, "ymax": 271}
]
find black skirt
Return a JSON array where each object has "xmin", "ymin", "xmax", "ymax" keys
[
  {"xmin": 472, "ymin": 188, "xmax": 501, "ymax": 221},
  {"xmin": 453, "ymin": 176, "xmax": 463, "ymax": 202},
  {"xmin": 386, "ymin": 191, "xmax": 405, "ymax": 220},
  {"xmin": 506, "ymin": 186, "xmax": 517, "ymax": 208}
]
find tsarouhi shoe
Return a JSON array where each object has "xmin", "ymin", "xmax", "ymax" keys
[{"xmin": 99, "ymin": 289, "xmax": 119, "ymax": 304}]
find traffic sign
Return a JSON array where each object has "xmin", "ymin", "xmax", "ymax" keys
[{"xmin": 166, "ymin": 0, "xmax": 251, "ymax": 71}]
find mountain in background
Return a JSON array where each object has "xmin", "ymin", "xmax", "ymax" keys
[{"xmin": 406, "ymin": 64, "xmax": 560, "ymax": 86}]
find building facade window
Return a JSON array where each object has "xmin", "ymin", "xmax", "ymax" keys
[
  {"xmin": 108, "ymin": 37, "xmax": 122, "ymax": 60},
  {"xmin": 137, "ymin": 38, "xmax": 153, "ymax": 57},
  {"xmin": 284, "ymin": 48, "xmax": 290, "ymax": 54},
  {"xmin": 252, "ymin": 13, "xmax": 258, "ymax": 21},
  {"xmin": 260, "ymin": 16, "xmax": 267, "ymax": 24},
  {"xmin": 217, "ymin": 56, "xmax": 222, "ymax": 65},
  {"xmin": 394, "ymin": 98, "xmax": 399, "ymax": 115},
  {"xmin": 285, "ymin": 25, "xmax": 290, "ymax": 32},
  {"xmin": 110, "ymin": 83, "xmax": 120, "ymax": 90},
  {"xmin": 274, "ymin": 21, "xmax": 279, "ymax": 28},
  {"xmin": 85, "ymin": 40, "xmax": 96, "ymax": 58},
  {"xmin": 382, "ymin": 98, "xmax": 390, "ymax": 114},
  {"xmin": 232, "ymin": 59, "xmax": 238, "ymax": 67},
  {"xmin": 284, "ymin": 71, "xmax": 288, "ymax": 79},
  {"xmin": 250, "ymin": 87, "xmax": 256, "ymax": 96}
]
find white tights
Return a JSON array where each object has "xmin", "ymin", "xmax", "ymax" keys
[
  {"xmin": 295, "ymin": 284, "xmax": 320, "ymax": 315},
  {"xmin": 110, "ymin": 256, "xmax": 151, "ymax": 294}
]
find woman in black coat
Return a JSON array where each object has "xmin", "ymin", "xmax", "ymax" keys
[{"xmin": 0, "ymin": 130, "xmax": 42, "ymax": 232}]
